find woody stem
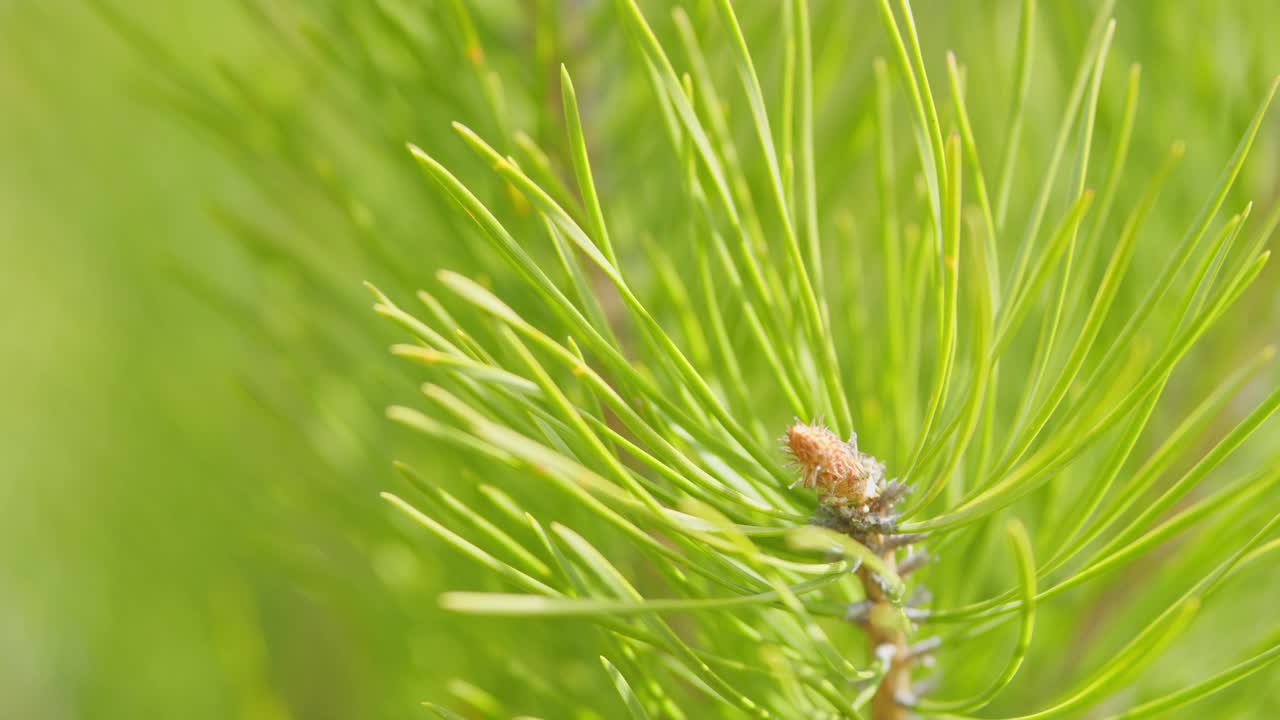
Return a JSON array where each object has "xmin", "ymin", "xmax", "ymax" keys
[{"xmin": 860, "ymin": 541, "xmax": 910, "ymax": 720}]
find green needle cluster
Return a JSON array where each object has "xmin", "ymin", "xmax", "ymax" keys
[{"xmin": 85, "ymin": 0, "xmax": 1280, "ymax": 717}]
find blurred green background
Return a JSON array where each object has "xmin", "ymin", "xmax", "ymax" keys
[{"xmin": 3, "ymin": 1, "xmax": 1280, "ymax": 718}]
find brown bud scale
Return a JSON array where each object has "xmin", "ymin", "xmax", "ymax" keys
[{"xmin": 783, "ymin": 421, "xmax": 886, "ymax": 518}]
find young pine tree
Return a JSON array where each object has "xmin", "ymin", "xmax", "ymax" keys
[{"xmin": 102, "ymin": 0, "xmax": 1280, "ymax": 717}]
